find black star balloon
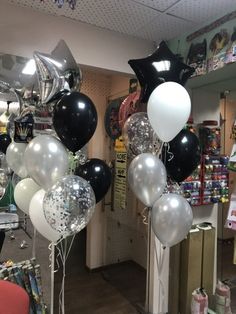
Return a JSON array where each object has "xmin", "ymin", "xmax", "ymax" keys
[{"xmin": 128, "ymin": 41, "xmax": 194, "ymax": 103}]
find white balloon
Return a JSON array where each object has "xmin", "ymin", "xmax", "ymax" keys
[
  {"xmin": 6, "ymin": 142, "xmax": 28, "ymax": 178},
  {"xmin": 29, "ymin": 189, "xmax": 60, "ymax": 243},
  {"xmin": 14, "ymin": 178, "xmax": 41, "ymax": 214},
  {"xmin": 147, "ymin": 82, "xmax": 191, "ymax": 142}
]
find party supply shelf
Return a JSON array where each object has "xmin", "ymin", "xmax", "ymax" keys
[{"xmin": 181, "ymin": 155, "xmax": 229, "ymax": 206}]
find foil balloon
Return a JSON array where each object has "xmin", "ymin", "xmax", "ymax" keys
[
  {"xmin": 128, "ymin": 41, "xmax": 194, "ymax": 103},
  {"xmin": 6, "ymin": 142, "xmax": 28, "ymax": 178},
  {"xmin": 29, "ymin": 189, "xmax": 60, "ymax": 243},
  {"xmin": 43, "ymin": 175, "xmax": 96, "ymax": 237},
  {"xmin": 53, "ymin": 92, "xmax": 98, "ymax": 153},
  {"xmin": 118, "ymin": 91, "xmax": 140, "ymax": 129},
  {"xmin": 34, "ymin": 43, "xmax": 82, "ymax": 104},
  {"xmin": 147, "ymin": 82, "xmax": 191, "ymax": 142},
  {"xmin": 51, "ymin": 39, "xmax": 82, "ymax": 90},
  {"xmin": 128, "ymin": 153, "xmax": 167, "ymax": 207},
  {"xmin": 151, "ymin": 193, "xmax": 193, "ymax": 247},
  {"xmin": 75, "ymin": 158, "xmax": 112, "ymax": 203},
  {"xmin": 122, "ymin": 112, "xmax": 161, "ymax": 156},
  {"xmin": 24, "ymin": 135, "xmax": 69, "ymax": 190}
]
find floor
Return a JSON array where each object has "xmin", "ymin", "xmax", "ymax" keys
[
  {"xmin": 1, "ymin": 215, "xmax": 236, "ymax": 313},
  {"xmin": 54, "ymin": 230, "xmax": 146, "ymax": 314}
]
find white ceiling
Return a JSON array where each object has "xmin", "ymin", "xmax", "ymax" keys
[{"xmin": 4, "ymin": 0, "xmax": 236, "ymax": 43}]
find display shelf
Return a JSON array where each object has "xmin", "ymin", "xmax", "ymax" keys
[{"xmin": 186, "ymin": 62, "xmax": 236, "ymax": 92}]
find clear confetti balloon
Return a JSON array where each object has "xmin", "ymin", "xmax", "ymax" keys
[
  {"xmin": 43, "ymin": 175, "xmax": 96, "ymax": 237},
  {"xmin": 122, "ymin": 112, "xmax": 161, "ymax": 157}
]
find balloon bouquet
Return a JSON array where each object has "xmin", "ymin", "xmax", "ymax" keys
[
  {"xmin": 2, "ymin": 40, "xmax": 112, "ymax": 313},
  {"xmin": 126, "ymin": 41, "xmax": 201, "ymax": 248}
]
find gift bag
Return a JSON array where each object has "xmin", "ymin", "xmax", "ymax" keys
[
  {"xmin": 215, "ymin": 281, "xmax": 232, "ymax": 314},
  {"xmin": 191, "ymin": 288, "xmax": 208, "ymax": 314}
]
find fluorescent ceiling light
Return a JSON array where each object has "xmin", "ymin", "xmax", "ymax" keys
[{"xmin": 22, "ymin": 59, "xmax": 36, "ymax": 75}]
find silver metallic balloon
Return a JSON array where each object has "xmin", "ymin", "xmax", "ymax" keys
[
  {"xmin": 43, "ymin": 175, "xmax": 95, "ymax": 237},
  {"xmin": 24, "ymin": 135, "xmax": 69, "ymax": 190},
  {"xmin": 123, "ymin": 112, "xmax": 161, "ymax": 156},
  {"xmin": 6, "ymin": 142, "xmax": 28, "ymax": 178},
  {"xmin": 151, "ymin": 193, "xmax": 193, "ymax": 247},
  {"xmin": 34, "ymin": 44, "xmax": 82, "ymax": 104},
  {"xmin": 51, "ymin": 39, "xmax": 82, "ymax": 91},
  {"xmin": 128, "ymin": 153, "xmax": 167, "ymax": 207}
]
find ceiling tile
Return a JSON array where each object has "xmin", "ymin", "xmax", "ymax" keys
[
  {"xmin": 134, "ymin": 13, "xmax": 196, "ymax": 42},
  {"xmin": 130, "ymin": 0, "xmax": 179, "ymax": 12},
  {"xmin": 168, "ymin": 0, "xmax": 236, "ymax": 23},
  {"xmin": 6, "ymin": 0, "xmax": 160, "ymax": 37}
]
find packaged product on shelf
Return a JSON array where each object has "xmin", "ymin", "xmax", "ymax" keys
[
  {"xmin": 215, "ymin": 281, "xmax": 232, "ymax": 314},
  {"xmin": 199, "ymin": 121, "xmax": 221, "ymax": 156},
  {"xmin": 191, "ymin": 288, "xmax": 208, "ymax": 314}
]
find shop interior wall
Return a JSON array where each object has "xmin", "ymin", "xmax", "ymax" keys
[
  {"xmin": 81, "ymin": 70, "xmax": 147, "ymax": 270},
  {"xmin": 0, "ymin": 1, "xmax": 154, "ymax": 74}
]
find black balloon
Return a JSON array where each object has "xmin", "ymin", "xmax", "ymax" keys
[
  {"xmin": 162, "ymin": 129, "xmax": 201, "ymax": 182},
  {"xmin": 128, "ymin": 41, "xmax": 194, "ymax": 103},
  {"xmin": 75, "ymin": 158, "xmax": 112, "ymax": 203},
  {"xmin": 53, "ymin": 92, "xmax": 97, "ymax": 153},
  {"xmin": 0, "ymin": 133, "xmax": 11, "ymax": 154}
]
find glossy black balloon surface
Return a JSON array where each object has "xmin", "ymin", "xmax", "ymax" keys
[
  {"xmin": 75, "ymin": 158, "xmax": 112, "ymax": 203},
  {"xmin": 53, "ymin": 92, "xmax": 97, "ymax": 153},
  {"xmin": 162, "ymin": 129, "xmax": 201, "ymax": 182},
  {"xmin": 128, "ymin": 41, "xmax": 194, "ymax": 103}
]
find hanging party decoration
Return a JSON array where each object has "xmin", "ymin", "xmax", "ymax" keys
[
  {"xmin": 0, "ymin": 133, "xmax": 11, "ymax": 154},
  {"xmin": 6, "ymin": 142, "xmax": 28, "ymax": 178},
  {"xmin": 14, "ymin": 113, "xmax": 34, "ymax": 143},
  {"xmin": 147, "ymin": 82, "xmax": 191, "ymax": 142},
  {"xmin": 128, "ymin": 41, "xmax": 194, "ymax": 103},
  {"xmin": 163, "ymin": 129, "xmax": 201, "ymax": 182},
  {"xmin": 104, "ymin": 98, "xmax": 122, "ymax": 140},
  {"xmin": 43, "ymin": 175, "xmax": 96, "ymax": 237},
  {"xmin": 14, "ymin": 178, "xmax": 41, "ymax": 215},
  {"xmin": 151, "ymin": 193, "xmax": 193, "ymax": 247},
  {"xmin": 128, "ymin": 153, "xmax": 167, "ymax": 207},
  {"xmin": 122, "ymin": 112, "xmax": 161, "ymax": 156},
  {"xmin": 53, "ymin": 92, "xmax": 98, "ymax": 153},
  {"xmin": 29, "ymin": 189, "xmax": 60, "ymax": 243},
  {"xmin": 24, "ymin": 135, "xmax": 69, "ymax": 190},
  {"xmin": 75, "ymin": 158, "xmax": 112, "ymax": 203},
  {"xmin": 118, "ymin": 91, "xmax": 140, "ymax": 129}
]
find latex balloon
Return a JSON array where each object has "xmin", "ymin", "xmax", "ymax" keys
[
  {"xmin": 0, "ymin": 134, "xmax": 11, "ymax": 154},
  {"xmin": 122, "ymin": 112, "xmax": 161, "ymax": 156},
  {"xmin": 147, "ymin": 82, "xmax": 191, "ymax": 142},
  {"xmin": 43, "ymin": 175, "xmax": 96, "ymax": 237},
  {"xmin": 162, "ymin": 129, "xmax": 201, "ymax": 182},
  {"xmin": 118, "ymin": 91, "xmax": 140, "ymax": 129},
  {"xmin": 14, "ymin": 178, "xmax": 41, "ymax": 214},
  {"xmin": 6, "ymin": 142, "xmax": 28, "ymax": 178},
  {"xmin": 53, "ymin": 92, "xmax": 97, "ymax": 153},
  {"xmin": 128, "ymin": 41, "xmax": 194, "ymax": 103},
  {"xmin": 29, "ymin": 189, "xmax": 60, "ymax": 243},
  {"xmin": 34, "ymin": 47, "xmax": 82, "ymax": 104},
  {"xmin": 24, "ymin": 135, "xmax": 69, "ymax": 190},
  {"xmin": 75, "ymin": 158, "xmax": 112, "ymax": 203},
  {"xmin": 151, "ymin": 193, "xmax": 193, "ymax": 247},
  {"xmin": 128, "ymin": 153, "xmax": 167, "ymax": 207}
]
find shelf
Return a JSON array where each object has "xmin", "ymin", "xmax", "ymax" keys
[{"xmin": 186, "ymin": 62, "xmax": 236, "ymax": 92}]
